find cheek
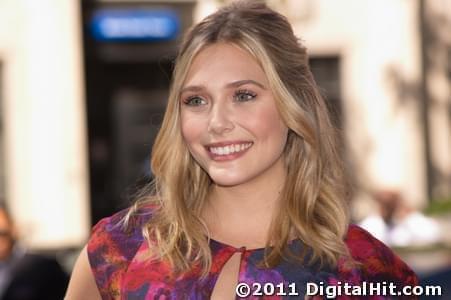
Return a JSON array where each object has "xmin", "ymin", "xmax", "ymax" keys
[
  {"xmin": 247, "ymin": 105, "xmax": 288, "ymax": 146},
  {"xmin": 180, "ymin": 115, "xmax": 204, "ymax": 150}
]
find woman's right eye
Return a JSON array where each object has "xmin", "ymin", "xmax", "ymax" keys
[{"xmin": 183, "ymin": 96, "xmax": 207, "ymax": 106}]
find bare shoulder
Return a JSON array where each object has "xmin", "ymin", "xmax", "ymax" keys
[
  {"xmin": 65, "ymin": 204, "xmax": 156, "ymax": 299},
  {"xmin": 65, "ymin": 245, "xmax": 102, "ymax": 300}
]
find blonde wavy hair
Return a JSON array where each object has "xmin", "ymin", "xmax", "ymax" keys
[{"xmin": 126, "ymin": 0, "xmax": 351, "ymax": 276}]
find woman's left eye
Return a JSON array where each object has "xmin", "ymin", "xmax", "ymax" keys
[{"xmin": 234, "ymin": 90, "xmax": 257, "ymax": 102}]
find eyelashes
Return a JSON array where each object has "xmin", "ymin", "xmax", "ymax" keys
[
  {"xmin": 182, "ymin": 89, "xmax": 257, "ymax": 106},
  {"xmin": 183, "ymin": 95, "xmax": 206, "ymax": 106},
  {"xmin": 233, "ymin": 89, "xmax": 257, "ymax": 102}
]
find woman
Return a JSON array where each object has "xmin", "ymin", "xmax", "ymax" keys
[{"xmin": 66, "ymin": 1, "xmax": 418, "ymax": 299}]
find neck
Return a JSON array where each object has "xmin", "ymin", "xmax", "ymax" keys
[{"xmin": 202, "ymin": 157, "xmax": 286, "ymax": 248}]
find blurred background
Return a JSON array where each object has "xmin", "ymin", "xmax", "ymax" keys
[{"xmin": 0, "ymin": 0, "xmax": 449, "ymax": 298}]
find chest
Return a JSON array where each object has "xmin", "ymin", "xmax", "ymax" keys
[{"xmin": 117, "ymin": 240, "xmax": 336, "ymax": 299}]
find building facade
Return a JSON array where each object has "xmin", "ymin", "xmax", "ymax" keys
[{"xmin": 0, "ymin": 0, "xmax": 449, "ymax": 250}]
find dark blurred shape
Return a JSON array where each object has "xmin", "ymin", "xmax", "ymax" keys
[
  {"xmin": 420, "ymin": 268, "xmax": 451, "ymax": 300},
  {"xmin": 81, "ymin": 1, "xmax": 196, "ymax": 224},
  {"xmin": 0, "ymin": 204, "xmax": 68, "ymax": 300},
  {"xmin": 374, "ymin": 190, "xmax": 403, "ymax": 226}
]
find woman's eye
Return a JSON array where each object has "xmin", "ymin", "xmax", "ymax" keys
[
  {"xmin": 234, "ymin": 90, "xmax": 257, "ymax": 102},
  {"xmin": 184, "ymin": 96, "xmax": 206, "ymax": 106}
]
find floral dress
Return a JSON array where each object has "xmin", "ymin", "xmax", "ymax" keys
[{"xmin": 87, "ymin": 207, "xmax": 418, "ymax": 299}]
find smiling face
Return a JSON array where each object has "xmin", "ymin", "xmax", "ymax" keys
[{"xmin": 180, "ymin": 43, "xmax": 288, "ymax": 187}]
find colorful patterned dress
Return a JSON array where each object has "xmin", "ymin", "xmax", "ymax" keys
[{"xmin": 87, "ymin": 206, "xmax": 419, "ymax": 299}]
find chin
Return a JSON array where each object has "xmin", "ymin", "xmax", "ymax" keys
[{"xmin": 209, "ymin": 175, "xmax": 247, "ymax": 187}]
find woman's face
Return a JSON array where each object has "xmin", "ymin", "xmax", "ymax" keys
[{"xmin": 180, "ymin": 43, "xmax": 288, "ymax": 187}]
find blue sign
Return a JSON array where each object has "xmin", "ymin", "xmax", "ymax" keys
[{"xmin": 91, "ymin": 9, "xmax": 180, "ymax": 42}]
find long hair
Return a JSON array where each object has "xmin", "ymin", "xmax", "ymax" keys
[{"xmin": 125, "ymin": 0, "xmax": 351, "ymax": 276}]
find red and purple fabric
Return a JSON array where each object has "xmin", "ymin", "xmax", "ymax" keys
[{"xmin": 87, "ymin": 207, "xmax": 419, "ymax": 299}]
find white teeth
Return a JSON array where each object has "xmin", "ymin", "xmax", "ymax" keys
[
  {"xmin": 223, "ymin": 146, "xmax": 230, "ymax": 155},
  {"xmin": 209, "ymin": 143, "xmax": 252, "ymax": 156}
]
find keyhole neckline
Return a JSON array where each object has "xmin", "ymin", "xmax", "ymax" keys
[{"xmin": 208, "ymin": 237, "xmax": 301, "ymax": 253}]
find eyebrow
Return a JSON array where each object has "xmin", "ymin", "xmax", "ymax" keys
[{"xmin": 180, "ymin": 79, "xmax": 267, "ymax": 94}]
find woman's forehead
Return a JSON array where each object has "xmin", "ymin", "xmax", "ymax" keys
[{"xmin": 182, "ymin": 42, "xmax": 269, "ymax": 90}]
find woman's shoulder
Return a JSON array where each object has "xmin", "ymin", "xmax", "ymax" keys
[
  {"xmin": 87, "ymin": 203, "xmax": 156, "ymax": 257},
  {"xmin": 342, "ymin": 224, "xmax": 419, "ymax": 286},
  {"xmin": 86, "ymin": 203, "xmax": 158, "ymax": 298}
]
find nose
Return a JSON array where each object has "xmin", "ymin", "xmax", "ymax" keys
[{"xmin": 207, "ymin": 101, "xmax": 234, "ymax": 135}]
